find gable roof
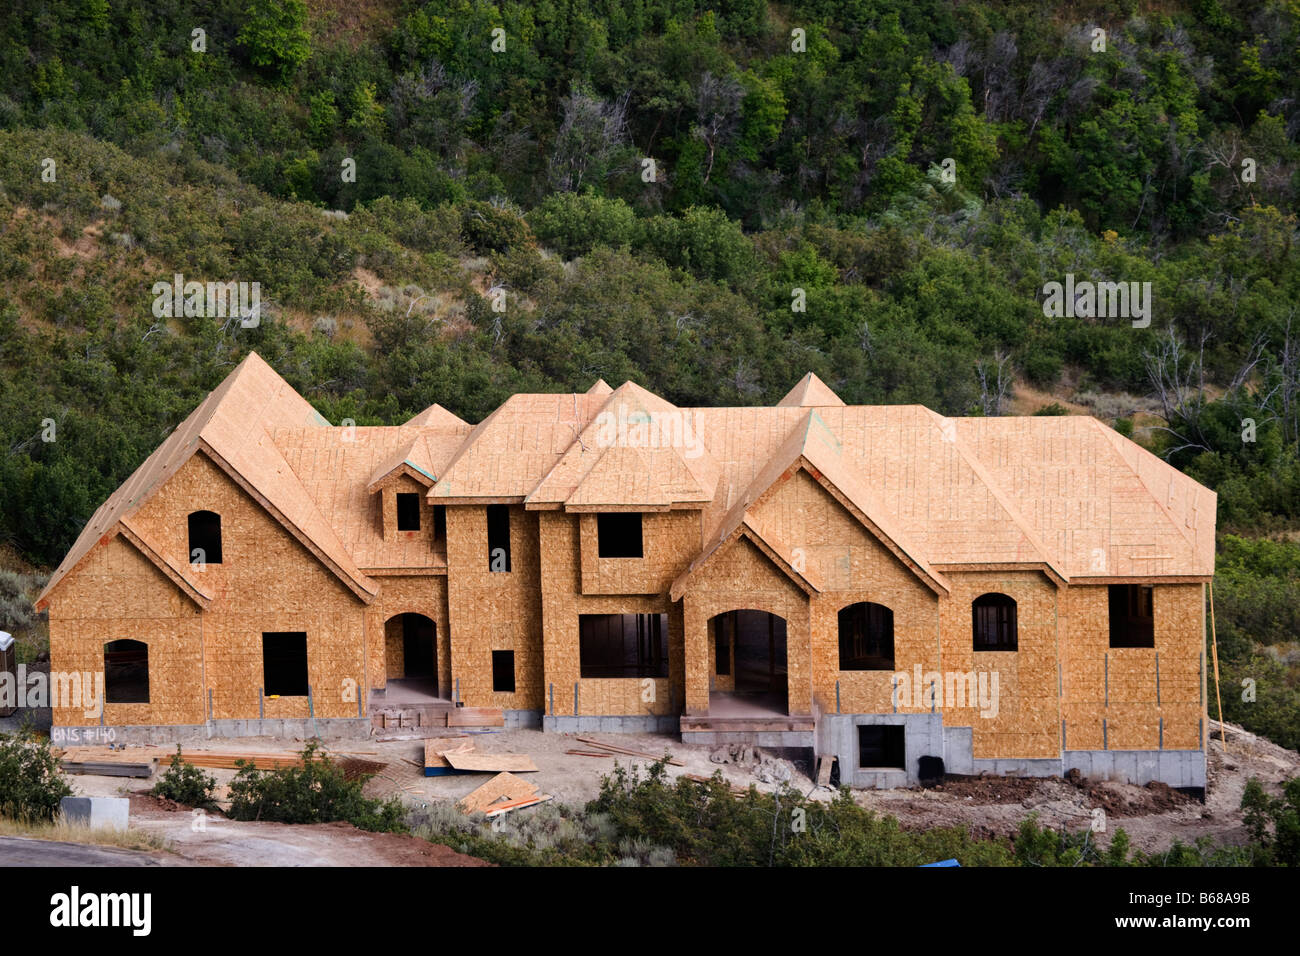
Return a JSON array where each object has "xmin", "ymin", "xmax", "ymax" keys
[
  {"xmin": 37, "ymin": 353, "xmax": 379, "ymax": 609},
  {"xmin": 670, "ymin": 411, "xmax": 949, "ymax": 599},
  {"xmin": 524, "ymin": 382, "xmax": 720, "ymax": 510}
]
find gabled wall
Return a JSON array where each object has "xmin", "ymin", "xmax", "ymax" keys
[
  {"xmin": 751, "ymin": 470, "xmax": 940, "ymax": 717},
  {"xmin": 49, "ymin": 536, "xmax": 205, "ymax": 727},
  {"xmin": 51, "ymin": 452, "xmax": 370, "ymax": 724}
]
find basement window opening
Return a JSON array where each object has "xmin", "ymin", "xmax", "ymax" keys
[
  {"xmin": 104, "ymin": 639, "xmax": 149, "ymax": 704},
  {"xmin": 396, "ymin": 493, "xmax": 421, "ymax": 531},
  {"xmin": 579, "ymin": 613, "xmax": 668, "ymax": 679},
  {"xmin": 492, "ymin": 650, "xmax": 516, "ymax": 693},
  {"xmin": 858, "ymin": 725, "xmax": 905, "ymax": 770},
  {"xmin": 263, "ymin": 632, "xmax": 309, "ymax": 697},
  {"xmin": 597, "ymin": 512, "xmax": 643, "ymax": 558},
  {"xmin": 187, "ymin": 510, "xmax": 222, "ymax": 565},
  {"xmin": 1108, "ymin": 584, "xmax": 1154, "ymax": 648},
  {"xmin": 487, "ymin": 504, "xmax": 512, "ymax": 572},
  {"xmin": 972, "ymin": 593, "xmax": 1018, "ymax": 652}
]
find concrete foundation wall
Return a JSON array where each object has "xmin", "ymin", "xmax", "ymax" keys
[
  {"xmin": 543, "ymin": 714, "xmax": 679, "ymax": 734},
  {"xmin": 51, "ymin": 717, "xmax": 371, "ymax": 746},
  {"xmin": 825, "ymin": 713, "xmax": 1204, "ymax": 788},
  {"xmin": 821, "ymin": 712, "xmax": 945, "ymax": 789}
]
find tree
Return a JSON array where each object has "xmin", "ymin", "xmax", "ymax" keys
[{"xmin": 237, "ymin": 0, "xmax": 311, "ymax": 81}]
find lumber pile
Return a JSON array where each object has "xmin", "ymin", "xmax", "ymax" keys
[
  {"xmin": 457, "ymin": 772, "xmax": 552, "ymax": 817},
  {"xmin": 447, "ymin": 707, "xmax": 505, "ymax": 728},
  {"xmin": 574, "ymin": 736, "xmax": 684, "ymax": 766},
  {"xmin": 423, "ymin": 737, "xmax": 537, "ymax": 776},
  {"xmin": 168, "ymin": 750, "xmax": 306, "ymax": 770},
  {"xmin": 58, "ymin": 746, "xmax": 315, "ymax": 775},
  {"xmin": 58, "ymin": 748, "xmax": 160, "ymax": 778}
]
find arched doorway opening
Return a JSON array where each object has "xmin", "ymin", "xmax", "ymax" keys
[
  {"xmin": 385, "ymin": 612, "xmax": 437, "ymax": 687},
  {"xmin": 710, "ymin": 609, "xmax": 788, "ymax": 714}
]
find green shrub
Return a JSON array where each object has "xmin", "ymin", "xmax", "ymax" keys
[
  {"xmin": 237, "ymin": 0, "xmax": 312, "ymax": 81},
  {"xmin": 461, "ymin": 201, "xmax": 535, "ymax": 255},
  {"xmin": 0, "ymin": 728, "xmax": 72, "ymax": 823},
  {"xmin": 151, "ymin": 747, "xmax": 217, "ymax": 808},
  {"xmin": 0, "ymin": 569, "xmax": 44, "ymax": 632},
  {"xmin": 227, "ymin": 742, "xmax": 406, "ymax": 832},
  {"xmin": 528, "ymin": 193, "xmax": 640, "ymax": 259},
  {"xmin": 1242, "ymin": 776, "xmax": 1300, "ymax": 866}
]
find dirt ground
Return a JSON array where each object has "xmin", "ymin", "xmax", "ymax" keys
[{"xmin": 49, "ymin": 719, "xmax": 1300, "ymax": 864}]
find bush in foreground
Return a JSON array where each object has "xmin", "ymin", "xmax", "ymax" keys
[
  {"xmin": 0, "ymin": 727, "xmax": 72, "ymax": 823},
  {"xmin": 151, "ymin": 747, "xmax": 218, "ymax": 808},
  {"xmin": 227, "ymin": 742, "xmax": 405, "ymax": 832}
]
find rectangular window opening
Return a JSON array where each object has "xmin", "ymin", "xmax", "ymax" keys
[
  {"xmin": 492, "ymin": 650, "xmax": 516, "ymax": 693},
  {"xmin": 263, "ymin": 632, "xmax": 309, "ymax": 697},
  {"xmin": 487, "ymin": 504, "xmax": 512, "ymax": 572},
  {"xmin": 396, "ymin": 493, "xmax": 421, "ymax": 531},
  {"xmin": 1108, "ymin": 584, "xmax": 1154, "ymax": 648},
  {"xmin": 597, "ymin": 512, "xmax": 643, "ymax": 558},
  {"xmin": 579, "ymin": 613, "xmax": 668, "ymax": 679}
]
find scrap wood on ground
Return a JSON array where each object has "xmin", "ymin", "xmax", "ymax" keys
[
  {"xmin": 423, "ymin": 737, "xmax": 537, "ymax": 776},
  {"xmin": 573, "ymin": 736, "xmax": 684, "ymax": 766},
  {"xmin": 456, "ymin": 772, "xmax": 552, "ymax": 817}
]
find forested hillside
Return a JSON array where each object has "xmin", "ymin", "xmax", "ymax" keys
[{"xmin": 0, "ymin": 1, "xmax": 1298, "ymax": 743}]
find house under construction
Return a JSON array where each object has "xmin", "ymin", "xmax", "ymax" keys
[{"xmin": 37, "ymin": 352, "xmax": 1215, "ymax": 788}]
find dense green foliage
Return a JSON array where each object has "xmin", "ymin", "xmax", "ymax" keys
[
  {"xmin": 151, "ymin": 747, "xmax": 219, "ymax": 807},
  {"xmin": 410, "ymin": 760, "xmax": 1267, "ymax": 866},
  {"xmin": 2, "ymin": 1, "xmax": 1299, "ymax": 564},
  {"xmin": 227, "ymin": 743, "xmax": 407, "ymax": 831},
  {"xmin": 1212, "ymin": 535, "xmax": 1300, "ymax": 750},
  {"xmin": 1241, "ymin": 775, "xmax": 1300, "ymax": 866},
  {"xmin": 0, "ymin": 727, "xmax": 73, "ymax": 823}
]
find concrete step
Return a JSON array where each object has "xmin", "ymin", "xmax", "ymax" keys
[{"xmin": 679, "ymin": 714, "xmax": 815, "ymax": 733}]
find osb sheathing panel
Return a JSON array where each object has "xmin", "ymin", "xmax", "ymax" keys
[
  {"xmin": 750, "ymin": 470, "xmax": 938, "ymax": 719},
  {"xmin": 379, "ymin": 473, "xmax": 443, "ymax": 560},
  {"xmin": 935, "ymin": 571, "xmax": 1060, "ymax": 759},
  {"xmin": 127, "ymin": 453, "xmax": 366, "ymax": 720},
  {"xmin": 539, "ymin": 511, "xmax": 685, "ymax": 716},
  {"xmin": 366, "ymin": 574, "xmax": 451, "ymax": 695},
  {"xmin": 1060, "ymin": 584, "xmax": 1206, "ymax": 752},
  {"xmin": 680, "ymin": 536, "xmax": 811, "ymax": 714},
  {"xmin": 578, "ymin": 510, "xmax": 701, "ymax": 595},
  {"xmin": 50, "ymin": 536, "xmax": 205, "ymax": 727},
  {"xmin": 445, "ymin": 505, "xmax": 544, "ymax": 710}
]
